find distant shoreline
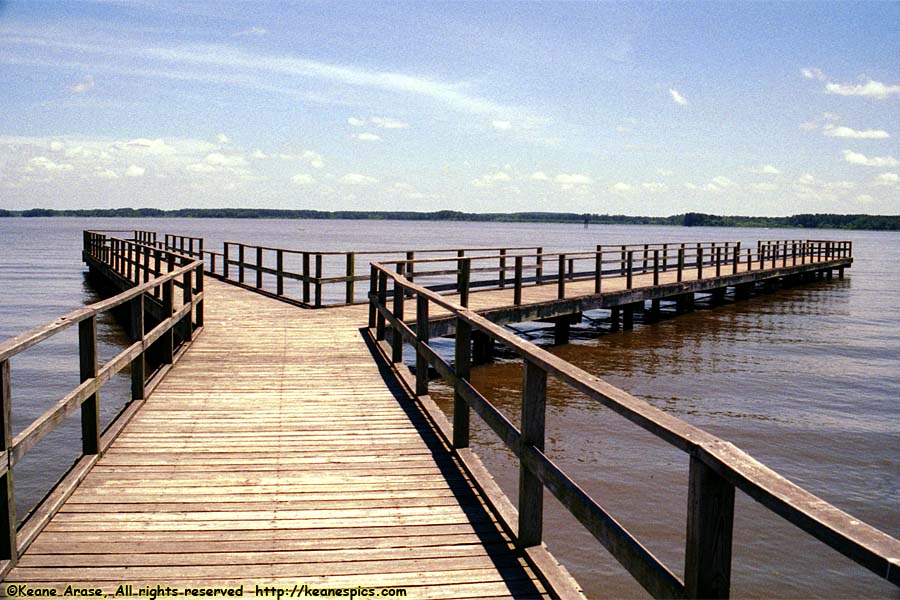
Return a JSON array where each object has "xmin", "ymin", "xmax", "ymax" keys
[{"xmin": 1, "ymin": 208, "xmax": 899, "ymax": 231}]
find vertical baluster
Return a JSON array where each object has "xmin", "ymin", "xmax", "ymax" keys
[
  {"xmin": 162, "ymin": 279, "xmax": 174, "ymax": 364},
  {"xmin": 238, "ymin": 244, "xmax": 245, "ymax": 284},
  {"xmin": 376, "ymin": 270, "xmax": 387, "ymax": 341},
  {"xmin": 733, "ymin": 242, "xmax": 741, "ymax": 274},
  {"xmin": 653, "ymin": 249, "xmax": 660, "ymax": 286},
  {"xmin": 594, "ymin": 245, "xmax": 603, "ymax": 294},
  {"xmin": 315, "ymin": 254, "xmax": 323, "ymax": 308},
  {"xmin": 256, "ymin": 246, "xmax": 263, "ymax": 289},
  {"xmin": 459, "ymin": 258, "xmax": 471, "ymax": 308},
  {"xmin": 0, "ymin": 359, "xmax": 16, "ymax": 565},
  {"xmin": 518, "ymin": 359, "xmax": 547, "ymax": 548},
  {"xmin": 368, "ymin": 265, "xmax": 378, "ymax": 329},
  {"xmin": 499, "ymin": 249, "xmax": 507, "ymax": 289},
  {"xmin": 453, "ymin": 316, "xmax": 471, "ymax": 449},
  {"xmin": 514, "ymin": 256, "xmax": 523, "ymax": 305},
  {"xmin": 223, "ymin": 243, "xmax": 230, "ymax": 279},
  {"xmin": 416, "ymin": 295, "xmax": 429, "ymax": 397},
  {"xmin": 535, "ymin": 247, "xmax": 543, "ymax": 283},
  {"xmin": 346, "ymin": 253, "xmax": 355, "ymax": 304},
  {"xmin": 557, "ymin": 254, "xmax": 566, "ymax": 299},
  {"xmin": 79, "ymin": 316, "xmax": 100, "ymax": 455},
  {"xmin": 392, "ymin": 264, "xmax": 405, "ymax": 363},
  {"xmin": 677, "ymin": 248, "xmax": 685, "ymax": 282},
  {"xmin": 684, "ymin": 456, "xmax": 735, "ymax": 599},
  {"xmin": 276, "ymin": 250, "xmax": 285, "ymax": 296},
  {"xmin": 303, "ymin": 252, "xmax": 311, "ymax": 304}
]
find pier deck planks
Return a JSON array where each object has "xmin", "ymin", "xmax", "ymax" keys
[{"xmin": 5, "ymin": 279, "xmax": 551, "ymax": 599}]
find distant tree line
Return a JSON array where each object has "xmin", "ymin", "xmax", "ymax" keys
[{"xmin": 1, "ymin": 208, "xmax": 899, "ymax": 230}]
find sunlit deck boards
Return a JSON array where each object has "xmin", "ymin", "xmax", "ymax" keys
[{"xmin": 4, "ymin": 279, "xmax": 551, "ymax": 598}]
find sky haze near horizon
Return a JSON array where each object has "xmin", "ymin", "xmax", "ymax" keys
[{"xmin": 1, "ymin": 1, "xmax": 899, "ymax": 215}]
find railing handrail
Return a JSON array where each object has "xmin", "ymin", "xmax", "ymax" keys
[{"xmin": 368, "ymin": 257, "xmax": 898, "ymax": 597}]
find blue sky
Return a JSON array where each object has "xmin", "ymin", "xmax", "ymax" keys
[{"xmin": 1, "ymin": 1, "xmax": 898, "ymax": 215}]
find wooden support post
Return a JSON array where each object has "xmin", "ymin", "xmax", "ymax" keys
[
  {"xmin": 514, "ymin": 256, "xmax": 523, "ymax": 305},
  {"xmin": 302, "ymin": 252, "xmax": 311, "ymax": 303},
  {"xmin": 406, "ymin": 251, "xmax": 415, "ymax": 298},
  {"xmin": 276, "ymin": 250, "xmax": 284, "ymax": 296},
  {"xmin": 256, "ymin": 246, "xmax": 263, "ymax": 289},
  {"xmin": 391, "ymin": 264, "xmax": 405, "ymax": 363},
  {"xmin": 472, "ymin": 331, "xmax": 495, "ymax": 365},
  {"xmin": 453, "ymin": 317, "xmax": 471, "ymax": 449},
  {"xmin": 0, "ymin": 359, "xmax": 16, "ymax": 565},
  {"xmin": 553, "ymin": 321, "xmax": 570, "ymax": 345},
  {"xmin": 535, "ymin": 247, "xmax": 543, "ymax": 283},
  {"xmin": 238, "ymin": 244, "xmax": 245, "ymax": 284},
  {"xmin": 499, "ymin": 249, "xmax": 507, "ymax": 288},
  {"xmin": 368, "ymin": 265, "xmax": 377, "ymax": 329},
  {"xmin": 610, "ymin": 307, "xmax": 620, "ymax": 331},
  {"xmin": 459, "ymin": 258, "xmax": 471, "ymax": 308},
  {"xmin": 684, "ymin": 455, "xmax": 735, "ymax": 599},
  {"xmin": 376, "ymin": 271, "xmax": 387, "ymax": 341},
  {"xmin": 677, "ymin": 248, "xmax": 684, "ymax": 282},
  {"xmin": 314, "ymin": 254, "xmax": 323, "ymax": 308},
  {"xmin": 518, "ymin": 359, "xmax": 547, "ymax": 548},
  {"xmin": 557, "ymin": 254, "xmax": 566, "ymax": 299},
  {"xmin": 653, "ymin": 249, "xmax": 660, "ymax": 286},
  {"xmin": 346, "ymin": 253, "xmax": 355, "ymax": 304},
  {"xmin": 626, "ymin": 251, "xmax": 634, "ymax": 289},
  {"xmin": 594, "ymin": 245, "xmax": 602, "ymax": 294},
  {"xmin": 162, "ymin": 280, "xmax": 174, "ymax": 364},
  {"xmin": 838, "ymin": 266, "xmax": 845, "ymax": 279},
  {"xmin": 416, "ymin": 295, "xmax": 429, "ymax": 397},
  {"xmin": 622, "ymin": 303, "xmax": 634, "ymax": 330},
  {"xmin": 697, "ymin": 246, "xmax": 704, "ymax": 280},
  {"xmin": 79, "ymin": 317, "xmax": 100, "ymax": 455},
  {"xmin": 130, "ymin": 295, "xmax": 145, "ymax": 401}
]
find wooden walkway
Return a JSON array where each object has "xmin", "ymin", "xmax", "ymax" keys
[{"xmin": 4, "ymin": 279, "xmax": 554, "ymax": 598}]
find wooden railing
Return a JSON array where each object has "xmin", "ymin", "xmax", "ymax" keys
[
  {"xmin": 201, "ymin": 239, "xmax": 852, "ymax": 308},
  {"xmin": 0, "ymin": 232, "xmax": 204, "ymax": 578},
  {"xmin": 367, "ymin": 255, "xmax": 898, "ymax": 599}
]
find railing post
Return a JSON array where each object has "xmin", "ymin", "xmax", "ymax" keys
[
  {"xmin": 453, "ymin": 316, "xmax": 471, "ymax": 449},
  {"xmin": 518, "ymin": 358, "xmax": 547, "ymax": 548},
  {"xmin": 459, "ymin": 258, "xmax": 471, "ymax": 308},
  {"xmin": 181, "ymin": 261, "xmax": 193, "ymax": 343},
  {"xmin": 130, "ymin": 294, "xmax": 145, "ymax": 401},
  {"xmin": 406, "ymin": 251, "xmax": 415, "ymax": 298},
  {"xmin": 642, "ymin": 244, "xmax": 649, "ymax": 272},
  {"xmin": 716, "ymin": 247, "xmax": 722, "ymax": 277},
  {"xmin": 697, "ymin": 246, "xmax": 704, "ymax": 280},
  {"xmin": 223, "ymin": 242, "xmax": 230, "ymax": 279},
  {"xmin": 535, "ymin": 247, "xmax": 543, "ymax": 283},
  {"xmin": 238, "ymin": 244, "xmax": 245, "ymax": 284},
  {"xmin": 79, "ymin": 316, "xmax": 100, "ymax": 455},
  {"xmin": 684, "ymin": 455, "xmax": 735, "ymax": 599},
  {"xmin": 416, "ymin": 295, "xmax": 429, "ymax": 397},
  {"xmin": 557, "ymin": 254, "xmax": 566, "ymax": 299},
  {"xmin": 162, "ymin": 279, "xmax": 174, "ymax": 364},
  {"xmin": 376, "ymin": 270, "xmax": 388, "ymax": 341},
  {"xmin": 0, "ymin": 359, "xmax": 16, "ymax": 565},
  {"xmin": 626, "ymin": 251, "xmax": 633, "ymax": 289},
  {"xmin": 153, "ymin": 250, "xmax": 162, "ymax": 297},
  {"xmin": 771, "ymin": 243, "xmax": 777, "ymax": 269},
  {"xmin": 594, "ymin": 245, "xmax": 602, "ymax": 294},
  {"xmin": 256, "ymin": 246, "xmax": 263, "ymax": 289},
  {"xmin": 663, "ymin": 243, "xmax": 669, "ymax": 271},
  {"xmin": 746, "ymin": 248, "xmax": 752, "ymax": 272},
  {"xmin": 499, "ymin": 249, "xmax": 507, "ymax": 288},
  {"xmin": 759, "ymin": 244, "xmax": 766, "ymax": 270},
  {"xmin": 792, "ymin": 241, "xmax": 797, "ymax": 266},
  {"xmin": 346, "ymin": 253, "xmax": 355, "ymax": 304},
  {"xmin": 653, "ymin": 249, "xmax": 660, "ymax": 286},
  {"xmin": 276, "ymin": 250, "xmax": 284, "ymax": 296},
  {"xmin": 391, "ymin": 264, "xmax": 405, "ymax": 363},
  {"xmin": 195, "ymin": 264, "xmax": 204, "ymax": 328},
  {"xmin": 368, "ymin": 265, "xmax": 378, "ymax": 329},
  {"xmin": 456, "ymin": 250, "xmax": 465, "ymax": 293},
  {"xmin": 302, "ymin": 252, "xmax": 311, "ymax": 304},
  {"xmin": 733, "ymin": 242, "xmax": 740, "ymax": 274},
  {"xmin": 314, "ymin": 253, "xmax": 323, "ymax": 308},
  {"xmin": 620, "ymin": 245, "xmax": 626, "ymax": 275},
  {"xmin": 677, "ymin": 248, "xmax": 684, "ymax": 282},
  {"xmin": 514, "ymin": 256, "xmax": 523, "ymax": 305},
  {"xmin": 126, "ymin": 241, "xmax": 133, "ymax": 281}
]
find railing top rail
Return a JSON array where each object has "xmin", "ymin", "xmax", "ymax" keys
[
  {"xmin": 370, "ymin": 260, "xmax": 898, "ymax": 584},
  {"xmin": 88, "ymin": 231, "xmax": 201, "ymax": 263},
  {"xmin": 0, "ymin": 256, "xmax": 201, "ymax": 364}
]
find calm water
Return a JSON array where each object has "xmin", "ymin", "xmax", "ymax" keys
[{"xmin": 0, "ymin": 218, "xmax": 897, "ymax": 599}]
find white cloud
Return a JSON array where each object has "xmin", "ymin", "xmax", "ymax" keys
[
  {"xmin": 754, "ymin": 164, "xmax": 781, "ymax": 175},
  {"xmin": 825, "ymin": 79, "xmax": 900, "ymax": 99},
  {"xmin": 684, "ymin": 182, "xmax": 698, "ymax": 190},
  {"xmin": 251, "ymin": 149, "xmax": 267, "ymax": 159},
  {"xmin": 472, "ymin": 171, "xmax": 512, "ymax": 187},
  {"xmin": 216, "ymin": 133, "xmax": 230, "ymax": 144},
  {"xmin": 94, "ymin": 168, "xmax": 118, "ymax": 179},
  {"xmin": 801, "ymin": 68, "xmax": 827, "ymax": 81},
  {"xmin": 611, "ymin": 182, "xmax": 633, "ymax": 193},
  {"xmin": 797, "ymin": 173, "xmax": 816, "ymax": 185},
  {"xmin": 843, "ymin": 150, "xmax": 899, "ymax": 167},
  {"xmin": 122, "ymin": 138, "xmax": 176, "ymax": 155},
  {"xmin": 642, "ymin": 182, "xmax": 666, "ymax": 192},
  {"xmin": 823, "ymin": 125, "xmax": 890, "ymax": 139},
  {"xmin": 370, "ymin": 116, "xmax": 408, "ymax": 129},
  {"xmin": 29, "ymin": 156, "xmax": 73, "ymax": 172},
  {"xmin": 555, "ymin": 173, "xmax": 592, "ymax": 185},
  {"xmin": 855, "ymin": 194, "xmax": 875, "ymax": 203},
  {"xmin": 341, "ymin": 173, "xmax": 378, "ymax": 185},
  {"xmin": 234, "ymin": 26, "xmax": 268, "ymax": 37},
  {"xmin": 492, "ymin": 120, "xmax": 512, "ymax": 130},
  {"xmin": 356, "ymin": 132, "xmax": 381, "ymax": 142},
  {"xmin": 292, "ymin": 173, "xmax": 315, "ymax": 185},
  {"xmin": 875, "ymin": 172, "xmax": 899, "ymax": 185},
  {"xmin": 124, "ymin": 164, "xmax": 145, "ymax": 177},
  {"xmin": 750, "ymin": 182, "xmax": 779, "ymax": 192},
  {"xmin": 711, "ymin": 176, "xmax": 734, "ymax": 187},
  {"xmin": 529, "ymin": 171, "xmax": 549, "ymax": 181},
  {"xmin": 68, "ymin": 75, "xmax": 94, "ymax": 94},
  {"xmin": 669, "ymin": 88, "xmax": 688, "ymax": 105},
  {"xmin": 205, "ymin": 152, "xmax": 247, "ymax": 167},
  {"xmin": 302, "ymin": 150, "xmax": 324, "ymax": 169},
  {"xmin": 186, "ymin": 163, "xmax": 215, "ymax": 173},
  {"xmin": 347, "ymin": 117, "xmax": 365, "ymax": 126}
]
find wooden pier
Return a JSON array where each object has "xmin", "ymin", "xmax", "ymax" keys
[{"xmin": 1, "ymin": 231, "xmax": 897, "ymax": 599}]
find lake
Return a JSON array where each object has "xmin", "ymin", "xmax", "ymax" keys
[{"xmin": 1, "ymin": 217, "xmax": 897, "ymax": 598}]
